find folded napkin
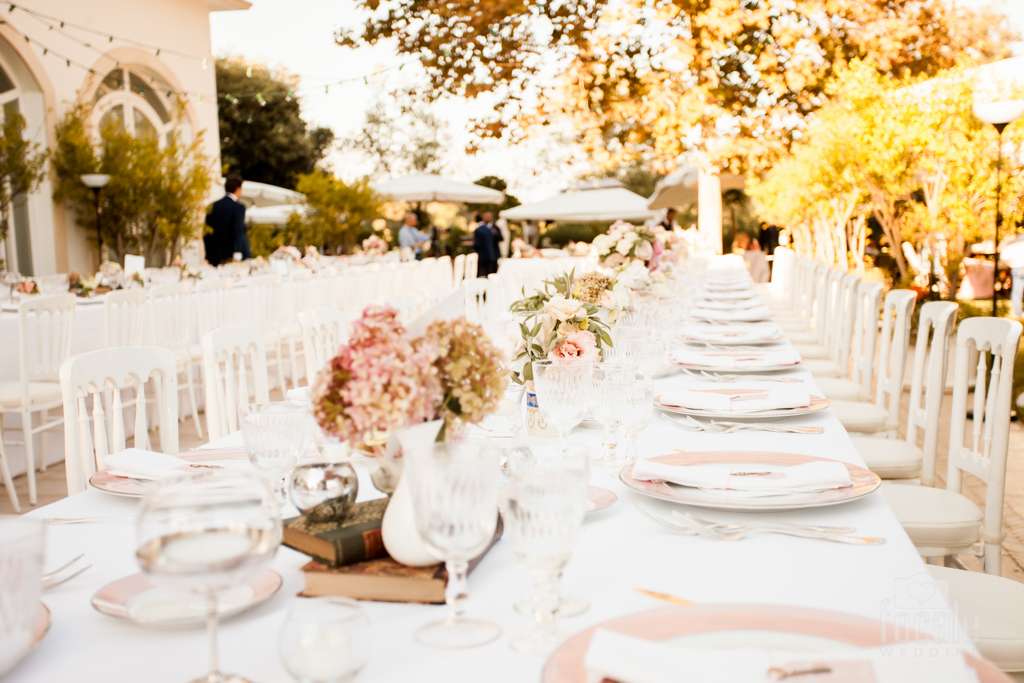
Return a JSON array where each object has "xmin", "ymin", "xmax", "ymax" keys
[
  {"xmin": 705, "ymin": 279, "xmax": 754, "ymax": 292},
  {"xmin": 694, "ymin": 297, "xmax": 762, "ymax": 310},
  {"xmin": 678, "ymin": 323, "xmax": 781, "ymax": 344},
  {"xmin": 631, "ymin": 459, "xmax": 852, "ymax": 496},
  {"xmin": 584, "ymin": 630, "xmax": 977, "ymax": 683},
  {"xmin": 700, "ymin": 289, "xmax": 758, "ymax": 300},
  {"xmin": 286, "ymin": 387, "xmax": 311, "ymax": 403},
  {"xmin": 672, "ymin": 348, "xmax": 801, "ymax": 368},
  {"xmin": 690, "ymin": 306, "xmax": 772, "ymax": 322},
  {"xmin": 104, "ymin": 448, "xmax": 191, "ymax": 480},
  {"xmin": 659, "ymin": 388, "xmax": 810, "ymax": 413}
]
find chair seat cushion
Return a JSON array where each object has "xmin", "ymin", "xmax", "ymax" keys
[
  {"xmin": 881, "ymin": 483, "xmax": 983, "ymax": 548},
  {"xmin": 814, "ymin": 378, "xmax": 871, "ymax": 402},
  {"xmin": 792, "ymin": 342, "xmax": 830, "ymax": 360},
  {"xmin": 929, "ymin": 565, "xmax": 1024, "ymax": 672},
  {"xmin": 830, "ymin": 399, "xmax": 892, "ymax": 433},
  {"xmin": 0, "ymin": 381, "xmax": 62, "ymax": 407},
  {"xmin": 849, "ymin": 436, "xmax": 922, "ymax": 479},
  {"xmin": 805, "ymin": 359, "xmax": 842, "ymax": 378}
]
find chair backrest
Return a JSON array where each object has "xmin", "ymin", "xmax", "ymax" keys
[
  {"xmin": 463, "ymin": 278, "xmax": 489, "ymax": 324},
  {"xmin": 247, "ymin": 274, "xmax": 283, "ymax": 333},
  {"xmin": 421, "ymin": 286, "xmax": 453, "ymax": 312},
  {"xmin": 436, "ymin": 255, "xmax": 454, "ymax": 289},
  {"xmin": 833, "ymin": 273, "xmax": 861, "ymax": 369},
  {"xmin": 299, "ymin": 307, "xmax": 349, "ymax": 382},
  {"xmin": 285, "ymin": 270, "xmax": 314, "ymax": 327},
  {"xmin": 314, "ymin": 268, "xmax": 338, "ymax": 310},
  {"xmin": 847, "ymin": 281, "xmax": 884, "ymax": 392},
  {"xmin": 59, "ymin": 346, "xmax": 178, "ymax": 495},
  {"xmin": 464, "ymin": 252, "xmax": 479, "ymax": 280},
  {"xmin": 945, "ymin": 316, "xmax": 1022, "ymax": 574},
  {"xmin": 202, "ymin": 326, "xmax": 270, "ymax": 441},
  {"xmin": 819, "ymin": 269, "xmax": 846, "ymax": 354},
  {"xmin": 873, "ymin": 289, "xmax": 917, "ymax": 436},
  {"xmin": 807, "ymin": 264, "xmax": 829, "ymax": 340},
  {"xmin": 378, "ymin": 295, "xmax": 418, "ymax": 324},
  {"xmin": 148, "ymin": 282, "xmax": 193, "ymax": 354},
  {"xmin": 103, "ymin": 288, "xmax": 147, "ymax": 347},
  {"xmin": 18, "ymin": 294, "xmax": 76, "ymax": 393},
  {"xmin": 905, "ymin": 301, "xmax": 958, "ymax": 487},
  {"xmin": 452, "ymin": 253, "xmax": 467, "ymax": 288},
  {"xmin": 194, "ymin": 278, "xmax": 235, "ymax": 338}
]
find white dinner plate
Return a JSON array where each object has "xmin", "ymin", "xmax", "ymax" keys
[
  {"xmin": 672, "ymin": 358, "xmax": 805, "ymax": 374},
  {"xmin": 619, "ymin": 451, "xmax": 880, "ymax": 512},
  {"xmin": 655, "ymin": 390, "xmax": 830, "ymax": 420},
  {"xmin": 89, "ymin": 449, "xmax": 250, "ymax": 498}
]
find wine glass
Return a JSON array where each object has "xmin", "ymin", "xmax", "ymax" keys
[
  {"xmin": 279, "ymin": 597, "xmax": 371, "ymax": 683},
  {"xmin": 239, "ymin": 402, "xmax": 309, "ymax": 508},
  {"xmin": 591, "ymin": 363, "xmax": 636, "ymax": 469},
  {"xmin": 630, "ymin": 332, "xmax": 668, "ymax": 380},
  {"xmin": 135, "ymin": 470, "xmax": 281, "ymax": 683},
  {"xmin": 406, "ymin": 440, "xmax": 501, "ymax": 649},
  {"xmin": 531, "ymin": 360, "xmax": 593, "ymax": 447},
  {"xmin": 0, "ymin": 517, "xmax": 44, "ymax": 675},
  {"xmin": 617, "ymin": 379, "xmax": 654, "ymax": 462},
  {"xmin": 505, "ymin": 445, "xmax": 590, "ymax": 656}
]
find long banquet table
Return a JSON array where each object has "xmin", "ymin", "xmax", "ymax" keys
[{"xmin": 12, "ymin": 288, "xmax": 969, "ymax": 682}]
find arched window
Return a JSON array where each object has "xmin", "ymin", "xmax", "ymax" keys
[{"xmin": 92, "ymin": 66, "xmax": 191, "ymax": 147}]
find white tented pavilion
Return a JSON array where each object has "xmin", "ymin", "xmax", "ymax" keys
[
  {"xmin": 372, "ymin": 173, "xmax": 505, "ymax": 204},
  {"xmin": 500, "ymin": 185, "xmax": 656, "ymax": 223}
]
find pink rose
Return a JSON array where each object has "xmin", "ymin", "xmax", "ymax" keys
[
  {"xmin": 602, "ymin": 253, "xmax": 627, "ymax": 269},
  {"xmin": 548, "ymin": 329, "xmax": 600, "ymax": 363}
]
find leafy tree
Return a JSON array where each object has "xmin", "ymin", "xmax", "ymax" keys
[
  {"xmin": 338, "ymin": 0, "xmax": 1015, "ymax": 175},
  {"xmin": 291, "ymin": 171, "xmax": 381, "ymax": 254},
  {"xmin": 51, "ymin": 102, "xmax": 214, "ymax": 265},
  {"xmin": 467, "ymin": 176, "xmax": 520, "ymax": 215},
  {"xmin": 581, "ymin": 160, "xmax": 662, "ymax": 198},
  {"xmin": 216, "ymin": 57, "xmax": 334, "ymax": 189},
  {"xmin": 344, "ymin": 98, "xmax": 450, "ymax": 178},
  {"xmin": 0, "ymin": 110, "xmax": 47, "ymax": 245}
]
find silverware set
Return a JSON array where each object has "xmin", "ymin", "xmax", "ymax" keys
[
  {"xmin": 635, "ymin": 504, "xmax": 884, "ymax": 545},
  {"xmin": 661, "ymin": 413, "xmax": 823, "ymax": 434},
  {"xmin": 42, "ymin": 553, "xmax": 91, "ymax": 591},
  {"xmin": 680, "ymin": 368, "xmax": 803, "ymax": 384}
]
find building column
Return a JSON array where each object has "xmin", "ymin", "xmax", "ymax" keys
[{"xmin": 697, "ymin": 168, "xmax": 723, "ymax": 254}]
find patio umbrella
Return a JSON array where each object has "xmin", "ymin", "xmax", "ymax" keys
[
  {"xmin": 210, "ymin": 178, "xmax": 305, "ymax": 208},
  {"xmin": 647, "ymin": 167, "xmax": 746, "ymax": 210},
  {"xmin": 499, "ymin": 187, "xmax": 656, "ymax": 222},
  {"xmin": 372, "ymin": 173, "xmax": 504, "ymax": 204},
  {"xmin": 245, "ymin": 204, "xmax": 307, "ymax": 226}
]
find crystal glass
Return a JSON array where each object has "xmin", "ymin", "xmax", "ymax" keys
[
  {"xmin": 239, "ymin": 402, "xmax": 309, "ymax": 507},
  {"xmin": 617, "ymin": 379, "xmax": 654, "ymax": 462},
  {"xmin": 0, "ymin": 517, "xmax": 44, "ymax": 676},
  {"xmin": 618, "ymin": 300, "xmax": 646, "ymax": 326},
  {"xmin": 531, "ymin": 360, "xmax": 593, "ymax": 446},
  {"xmin": 406, "ymin": 440, "xmax": 501, "ymax": 649},
  {"xmin": 279, "ymin": 597, "xmax": 371, "ymax": 683},
  {"xmin": 135, "ymin": 470, "xmax": 281, "ymax": 683},
  {"xmin": 37, "ymin": 273, "xmax": 68, "ymax": 295},
  {"xmin": 630, "ymin": 333, "xmax": 668, "ymax": 380},
  {"xmin": 591, "ymin": 363, "xmax": 636, "ymax": 469},
  {"xmin": 505, "ymin": 446, "xmax": 590, "ymax": 656}
]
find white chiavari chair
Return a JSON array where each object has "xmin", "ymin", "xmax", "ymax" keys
[
  {"xmin": 284, "ymin": 270, "xmax": 315, "ymax": 389},
  {"xmin": 781, "ymin": 263, "xmax": 828, "ymax": 341},
  {"xmin": 464, "ymin": 252, "xmax": 479, "ymax": 280},
  {"xmin": 814, "ymin": 281, "xmax": 884, "ymax": 401},
  {"xmin": 793, "ymin": 269, "xmax": 847, "ymax": 362},
  {"xmin": 202, "ymin": 327, "xmax": 270, "ymax": 441},
  {"xmin": 420, "ymin": 286, "xmax": 452, "ymax": 312},
  {"xmin": 313, "ymin": 267, "xmax": 338, "ymax": 309},
  {"xmin": 194, "ymin": 278, "xmax": 235, "ymax": 340},
  {"xmin": 852, "ymin": 301, "xmax": 957, "ymax": 483},
  {"xmin": 0, "ymin": 294, "xmax": 75, "ymax": 504},
  {"xmin": 148, "ymin": 282, "xmax": 203, "ymax": 439},
  {"xmin": 378, "ymin": 295, "xmax": 418, "ymax": 324},
  {"xmin": 436, "ymin": 255, "xmax": 453, "ymax": 289},
  {"xmin": 452, "ymin": 254, "xmax": 467, "ymax": 288},
  {"xmin": 802, "ymin": 272, "xmax": 861, "ymax": 375},
  {"xmin": 103, "ymin": 288, "xmax": 147, "ymax": 347},
  {"xmin": 829, "ymin": 290, "xmax": 916, "ymax": 436},
  {"xmin": 883, "ymin": 316, "xmax": 1022, "ymax": 576},
  {"xmin": 59, "ymin": 347, "xmax": 179, "ymax": 495},
  {"xmin": 248, "ymin": 273, "xmax": 287, "ymax": 392},
  {"xmin": 464, "ymin": 278, "xmax": 489, "ymax": 324},
  {"xmin": 299, "ymin": 308, "xmax": 349, "ymax": 383}
]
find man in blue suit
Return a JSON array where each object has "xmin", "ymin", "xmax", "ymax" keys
[
  {"xmin": 204, "ymin": 174, "xmax": 251, "ymax": 265},
  {"xmin": 473, "ymin": 211, "xmax": 502, "ymax": 277}
]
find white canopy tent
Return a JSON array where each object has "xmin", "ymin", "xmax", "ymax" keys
[
  {"xmin": 245, "ymin": 204, "xmax": 308, "ymax": 226},
  {"xmin": 647, "ymin": 166, "xmax": 746, "ymax": 210},
  {"xmin": 372, "ymin": 173, "xmax": 505, "ymax": 204},
  {"xmin": 210, "ymin": 178, "xmax": 305, "ymax": 208},
  {"xmin": 500, "ymin": 186, "xmax": 657, "ymax": 222}
]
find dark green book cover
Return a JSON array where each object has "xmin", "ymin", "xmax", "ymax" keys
[{"xmin": 283, "ymin": 498, "xmax": 388, "ymax": 567}]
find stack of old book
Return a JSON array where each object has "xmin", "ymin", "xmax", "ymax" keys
[{"xmin": 284, "ymin": 497, "xmax": 500, "ymax": 604}]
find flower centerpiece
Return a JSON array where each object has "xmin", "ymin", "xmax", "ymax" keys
[
  {"xmin": 590, "ymin": 220, "xmax": 657, "ymax": 270},
  {"xmin": 571, "ymin": 270, "xmax": 630, "ymax": 322},
  {"xmin": 361, "ymin": 234, "xmax": 389, "ymax": 257},
  {"xmin": 508, "ymin": 270, "xmax": 612, "ymax": 383}
]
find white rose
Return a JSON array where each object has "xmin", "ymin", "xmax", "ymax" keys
[
  {"xmin": 598, "ymin": 289, "xmax": 618, "ymax": 309},
  {"xmin": 635, "ymin": 240, "xmax": 654, "ymax": 261},
  {"xmin": 591, "ymin": 234, "xmax": 614, "ymax": 256},
  {"xmin": 543, "ymin": 294, "xmax": 584, "ymax": 322},
  {"xmin": 616, "ymin": 238, "xmax": 634, "ymax": 255},
  {"xmin": 612, "ymin": 283, "xmax": 631, "ymax": 308}
]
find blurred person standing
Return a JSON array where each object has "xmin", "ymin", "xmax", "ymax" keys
[
  {"xmin": 398, "ymin": 212, "xmax": 430, "ymax": 260},
  {"xmin": 474, "ymin": 211, "xmax": 502, "ymax": 276},
  {"xmin": 204, "ymin": 174, "xmax": 250, "ymax": 266}
]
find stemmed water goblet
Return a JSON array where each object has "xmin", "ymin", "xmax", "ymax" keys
[
  {"xmin": 628, "ymin": 330, "xmax": 668, "ymax": 380},
  {"xmin": 279, "ymin": 597, "xmax": 371, "ymax": 683},
  {"xmin": 591, "ymin": 363, "xmax": 636, "ymax": 469},
  {"xmin": 406, "ymin": 440, "xmax": 502, "ymax": 649},
  {"xmin": 135, "ymin": 470, "xmax": 281, "ymax": 683},
  {"xmin": 531, "ymin": 360, "xmax": 593, "ymax": 448},
  {"xmin": 239, "ymin": 402, "xmax": 309, "ymax": 509},
  {"xmin": 617, "ymin": 378, "xmax": 654, "ymax": 462},
  {"xmin": 505, "ymin": 445, "xmax": 590, "ymax": 656}
]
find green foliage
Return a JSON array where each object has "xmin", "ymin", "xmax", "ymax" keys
[
  {"xmin": 0, "ymin": 110, "xmax": 47, "ymax": 242},
  {"xmin": 542, "ymin": 222, "xmax": 607, "ymax": 247},
  {"xmin": 51, "ymin": 102, "xmax": 213, "ymax": 266},
  {"xmin": 216, "ymin": 57, "xmax": 334, "ymax": 189},
  {"xmin": 290, "ymin": 171, "xmax": 381, "ymax": 254},
  {"xmin": 467, "ymin": 176, "xmax": 520, "ymax": 214},
  {"xmin": 581, "ymin": 160, "xmax": 663, "ymax": 198}
]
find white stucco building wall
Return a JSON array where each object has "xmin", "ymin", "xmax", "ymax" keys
[{"xmin": 0, "ymin": 0, "xmax": 249, "ymax": 277}]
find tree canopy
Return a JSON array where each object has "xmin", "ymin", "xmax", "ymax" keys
[
  {"xmin": 216, "ymin": 57, "xmax": 334, "ymax": 189},
  {"xmin": 343, "ymin": 97, "xmax": 450, "ymax": 178},
  {"xmin": 339, "ymin": 0, "xmax": 1016, "ymax": 174}
]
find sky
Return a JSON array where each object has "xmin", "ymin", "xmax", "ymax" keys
[{"xmin": 209, "ymin": 0, "xmax": 1024, "ymax": 202}]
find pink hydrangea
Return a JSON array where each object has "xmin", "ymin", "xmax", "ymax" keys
[{"xmin": 548, "ymin": 329, "xmax": 600, "ymax": 362}]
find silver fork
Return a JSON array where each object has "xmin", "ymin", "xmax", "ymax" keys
[
  {"xmin": 694, "ymin": 418, "xmax": 824, "ymax": 435},
  {"xmin": 680, "ymin": 512, "xmax": 856, "ymax": 536},
  {"xmin": 42, "ymin": 553, "xmax": 92, "ymax": 590},
  {"xmin": 701, "ymin": 371, "xmax": 803, "ymax": 383},
  {"xmin": 669, "ymin": 512, "xmax": 884, "ymax": 545}
]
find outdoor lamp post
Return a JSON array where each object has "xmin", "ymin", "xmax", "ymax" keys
[
  {"xmin": 80, "ymin": 173, "xmax": 111, "ymax": 264},
  {"xmin": 973, "ymin": 100, "xmax": 1024, "ymax": 316}
]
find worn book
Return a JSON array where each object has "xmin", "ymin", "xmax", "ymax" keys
[
  {"xmin": 283, "ymin": 498, "xmax": 389, "ymax": 568},
  {"xmin": 300, "ymin": 516, "xmax": 503, "ymax": 604}
]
